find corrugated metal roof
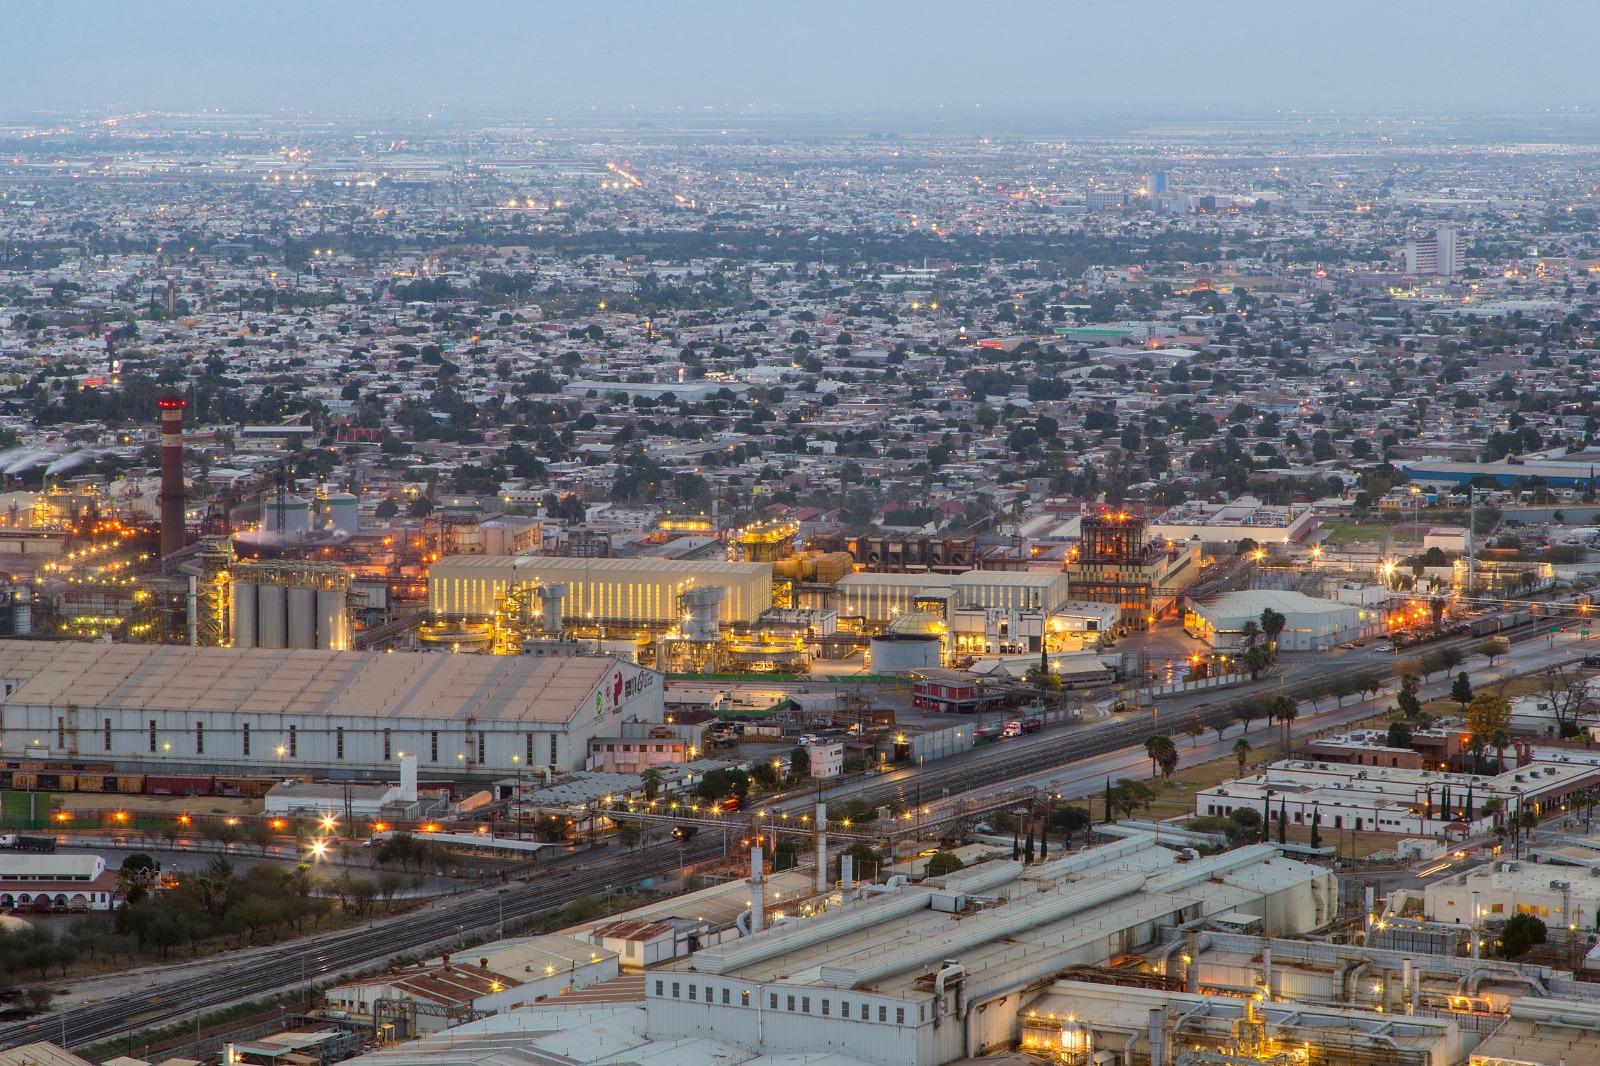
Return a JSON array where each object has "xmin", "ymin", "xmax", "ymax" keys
[{"xmin": 0, "ymin": 641, "xmax": 629, "ymax": 723}]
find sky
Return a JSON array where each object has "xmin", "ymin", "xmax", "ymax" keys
[{"xmin": 2, "ymin": 0, "xmax": 1597, "ymax": 117}]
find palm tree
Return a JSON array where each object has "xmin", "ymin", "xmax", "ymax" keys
[
  {"xmin": 641, "ymin": 767, "xmax": 663, "ymax": 801},
  {"xmin": 1144, "ymin": 734, "xmax": 1179, "ymax": 782},
  {"xmin": 1490, "ymin": 727, "xmax": 1511, "ymax": 773},
  {"xmin": 1244, "ymin": 645, "xmax": 1274, "ymax": 679},
  {"xmin": 1233, "ymin": 737, "xmax": 1253, "ymax": 773},
  {"xmin": 1259, "ymin": 608, "xmax": 1287, "ymax": 652},
  {"xmin": 1239, "ymin": 620, "xmax": 1262, "ymax": 648},
  {"xmin": 1271, "ymin": 694, "xmax": 1299, "ymax": 749}
]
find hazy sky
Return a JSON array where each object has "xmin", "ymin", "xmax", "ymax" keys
[{"xmin": 3, "ymin": 0, "xmax": 1596, "ymax": 116}]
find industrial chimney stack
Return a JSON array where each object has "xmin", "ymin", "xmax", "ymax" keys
[{"xmin": 158, "ymin": 397, "xmax": 187, "ymax": 558}]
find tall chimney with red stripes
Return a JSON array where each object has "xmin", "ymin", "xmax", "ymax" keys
[{"xmin": 158, "ymin": 397, "xmax": 187, "ymax": 558}]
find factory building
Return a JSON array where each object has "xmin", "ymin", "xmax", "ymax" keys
[
  {"xmin": 428, "ymin": 555, "xmax": 773, "ymax": 628},
  {"xmin": 1063, "ymin": 512, "xmax": 1201, "ymax": 629},
  {"xmin": 0, "ymin": 640, "xmax": 663, "ymax": 776},
  {"xmin": 1184, "ymin": 589, "xmax": 1381, "ymax": 651},
  {"xmin": 1196, "ymin": 758, "xmax": 1600, "ymax": 838}
]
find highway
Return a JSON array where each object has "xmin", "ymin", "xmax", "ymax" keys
[{"xmin": 0, "ymin": 836, "xmax": 723, "ymax": 1053}]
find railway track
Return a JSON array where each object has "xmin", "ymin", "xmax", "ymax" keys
[{"xmin": 0, "ymin": 838, "xmax": 722, "ymax": 1052}]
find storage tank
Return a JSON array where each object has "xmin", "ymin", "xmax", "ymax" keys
[
  {"xmin": 11, "ymin": 585, "xmax": 30, "ymax": 637},
  {"xmin": 262, "ymin": 494, "xmax": 313, "ymax": 536},
  {"xmin": 230, "ymin": 581, "xmax": 258, "ymax": 648},
  {"xmin": 257, "ymin": 584, "xmax": 287, "ymax": 649},
  {"xmin": 287, "ymin": 587, "xmax": 317, "ymax": 649},
  {"xmin": 324, "ymin": 493, "xmax": 359, "ymax": 535},
  {"xmin": 683, "ymin": 586, "xmax": 726, "ymax": 642},
  {"xmin": 868, "ymin": 633, "xmax": 942, "ymax": 672},
  {"xmin": 317, "ymin": 587, "xmax": 349, "ymax": 651},
  {"xmin": 536, "ymin": 582, "xmax": 567, "ymax": 633}
]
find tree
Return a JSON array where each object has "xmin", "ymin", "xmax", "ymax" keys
[
  {"xmin": 1243, "ymin": 645, "xmax": 1274, "ymax": 679},
  {"xmin": 1239, "ymin": 620, "xmax": 1261, "ymax": 648},
  {"xmin": 923, "ymin": 852, "xmax": 964, "ymax": 877},
  {"xmin": 615, "ymin": 820, "xmax": 642, "ymax": 849},
  {"xmin": 1270, "ymin": 694, "xmax": 1299, "ymax": 748},
  {"xmin": 641, "ymin": 767, "xmax": 663, "ymax": 801},
  {"xmin": 1396, "ymin": 673, "xmax": 1423, "ymax": 719},
  {"xmin": 1144, "ymin": 734, "xmax": 1179, "ymax": 781},
  {"xmin": 1467, "ymin": 694, "xmax": 1512, "ymax": 766},
  {"xmin": 1475, "ymin": 638, "xmax": 1510, "ymax": 666},
  {"xmin": 1178, "ymin": 720, "xmax": 1206, "ymax": 748},
  {"xmin": 1226, "ymin": 808, "xmax": 1263, "ymax": 845},
  {"xmin": 1259, "ymin": 608, "xmax": 1287, "ymax": 651},
  {"xmin": 1450, "ymin": 672, "xmax": 1474, "ymax": 711},
  {"xmin": 1386, "ymin": 721, "xmax": 1414, "ymax": 749},
  {"xmin": 1536, "ymin": 663, "xmax": 1597, "ymax": 738},
  {"xmin": 1498, "ymin": 913, "xmax": 1547, "ymax": 959},
  {"xmin": 1048, "ymin": 805, "xmax": 1092, "ymax": 844},
  {"xmin": 1233, "ymin": 737, "xmax": 1253, "ymax": 773},
  {"xmin": 1109, "ymin": 778, "xmax": 1158, "ymax": 819}
]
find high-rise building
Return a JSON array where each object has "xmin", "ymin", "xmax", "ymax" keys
[
  {"xmin": 1403, "ymin": 226, "xmax": 1463, "ymax": 276},
  {"xmin": 1150, "ymin": 170, "xmax": 1169, "ymax": 195}
]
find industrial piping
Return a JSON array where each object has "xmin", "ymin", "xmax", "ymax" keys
[{"xmin": 158, "ymin": 397, "xmax": 186, "ymax": 558}]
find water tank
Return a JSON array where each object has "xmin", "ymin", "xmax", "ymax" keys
[
  {"xmin": 257, "ymin": 584, "xmax": 287, "ymax": 649},
  {"xmin": 317, "ymin": 588, "xmax": 349, "ymax": 651},
  {"xmin": 230, "ymin": 581, "xmax": 258, "ymax": 648},
  {"xmin": 287, "ymin": 587, "xmax": 317, "ymax": 649},
  {"xmin": 11, "ymin": 585, "xmax": 30, "ymax": 637},
  {"xmin": 683, "ymin": 585, "xmax": 726, "ymax": 642},
  {"xmin": 868, "ymin": 633, "xmax": 941, "ymax": 673},
  {"xmin": 324, "ymin": 493, "xmax": 359, "ymax": 535}
]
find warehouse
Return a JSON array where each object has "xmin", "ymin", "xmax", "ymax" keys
[
  {"xmin": 428, "ymin": 555, "xmax": 773, "ymax": 628},
  {"xmin": 0, "ymin": 640, "xmax": 663, "ymax": 777},
  {"xmin": 1184, "ymin": 589, "xmax": 1379, "ymax": 651}
]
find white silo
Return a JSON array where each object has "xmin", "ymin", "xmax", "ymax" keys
[
  {"xmin": 536, "ymin": 582, "xmax": 567, "ymax": 633},
  {"xmin": 682, "ymin": 586, "xmax": 726, "ymax": 643},
  {"xmin": 230, "ymin": 581, "xmax": 258, "ymax": 648},
  {"xmin": 257, "ymin": 584, "xmax": 287, "ymax": 649},
  {"xmin": 287, "ymin": 587, "xmax": 317, "ymax": 649},
  {"xmin": 11, "ymin": 585, "xmax": 30, "ymax": 637},
  {"xmin": 324, "ymin": 493, "xmax": 359, "ymax": 535},
  {"xmin": 317, "ymin": 587, "xmax": 349, "ymax": 650}
]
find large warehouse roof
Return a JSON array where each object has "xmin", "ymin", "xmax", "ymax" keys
[
  {"xmin": 430, "ymin": 555, "xmax": 771, "ymax": 579},
  {"xmin": 0, "ymin": 641, "xmax": 627, "ymax": 723}
]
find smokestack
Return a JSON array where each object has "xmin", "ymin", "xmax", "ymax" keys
[
  {"xmin": 166, "ymin": 277, "xmax": 176, "ymax": 316},
  {"xmin": 1261, "ymin": 945, "xmax": 1272, "ymax": 999},
  {"xmin": 1470, "ymin": 891, "xmax": 1482, "ymax": 959},
  {"xmin": 158, "ymin": 397, "xmax": 186, "ymax": 558},
  {"xmin": 815, "ymin": 802, "xmax": 828, "ymax": 895},
  {"xmin": 398, "ymin": 753, "xmax": 419, "ymax": 803},
  {"xmin": 1147, "ymin": 1007, "xmax": 1167, "ymax": 1066},
  {"xmin": 841, "ymin": 853, "xmax": 855, "ymax": 892},
  {"xmin": 1402, "ymin": 958, "xmax": 1414, "ymax": 1015},
  {"xmin": 748, "ymin": 845, "xmax": 764, "ymax": 934}
]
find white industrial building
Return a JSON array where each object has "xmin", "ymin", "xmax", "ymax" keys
[
  {"xmin": 1425, "ymin": 858, "xmax": 1600, "ymax": 933},
  {"xmin": 0, "ymin": 641, "xmax": 664, "ymax": 776},
  {"xmin": 1196, "ymin": 758, "xmax": 1600, "ymax": 838},
  {"xmin": 1149, "ymin": 497, "xmax": 1318, "ymax": 548},
  {"xmin": 428, "ymin": 555, "xmax": 773, "ymax": 627},
  {"xmin": 335, "ymin": 833, "xmax": 1336, "ymax": 1066},
  {"xmin": 1184, "ymin": 589, "xmax": 1381, "ymax": 651}
]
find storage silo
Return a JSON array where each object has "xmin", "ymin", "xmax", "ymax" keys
[
  {"xmin": 257, "ymin": 584, "xmax": 287, "ymax": 649},
  {"xmin": 867, "ymin": 611, "xmax": 946, "ymax": 673},
  {"xmin": 683, "ymin": 586, "xmax": 726, "ymax": 642},
  {"xmin": 536, "ymin": 582, "xmax": 566, "ymax": 633},
  {"xmin": 317, "ymin": 588, "xmax": 349, "ymax": 650},
  {"xmin": 11, "ymin": 585, "xmax": 30, "ymax": 637},
  {"xmin": 287, "ymin": 587, "xmax": 317, "ymax": 649},
  {"xmin": 324, "ymin": 493, "xmax": 359, "ymax": 535},
  {"xmin": 230, "ymin": 581, "xmax": 258, "ymax": 648}
]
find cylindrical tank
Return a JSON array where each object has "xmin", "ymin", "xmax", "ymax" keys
[
  {"xmin": 230, "ymin": 581, "xmax": 257, "ymax": 648},
  {"xmin": 257, "ymin": 584, "xmax": 287, "ymax": 649},
  {"xmin": 317, "ymin": 588, "xmax": 348, "ymax": 651},
  {"xmin": 1060, "ymin": 1021, "xmax": 1093, "ymax": 1066},
  {"xmin": 263, "ymin": 494, "xmax": 313, "ymax": 536},
  {"xmin": 537, "ymin": 582, "xmax": 567, "ymax": 633},
  {"xmin": 11, "ymin": 585, "xmax": 30, "ymax": 637},
  {"xmin": 325, "ymin": 493, "xmax": 359, "ymax": 535},
  {"xmin": 287, "ymin": 587, "xmax": 317, "ymax": 649},
  {"xmin": 683, "ymin": 585, "xmax": 726, "ymax": 642},
  {"xmin": 868, "ymin": 634, "xmax": 941, "ymax": 673}
]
